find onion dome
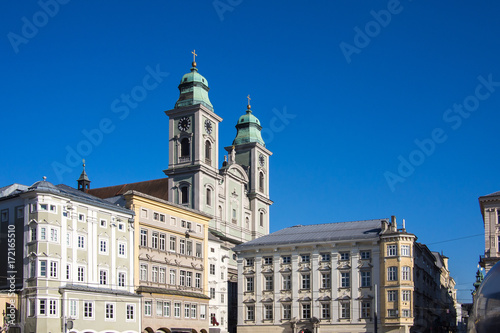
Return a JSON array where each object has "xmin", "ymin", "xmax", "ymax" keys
[
  {"xmin": 174, "ymin": 53, "xmax": 213, "ymax": 111},
  {"xmin": 232, "ymin": 101, "xmax": 265, "ymax": 146}
]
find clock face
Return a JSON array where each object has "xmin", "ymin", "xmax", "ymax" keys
[
  {"xmin": 204, "ymin": 119, "xmax": 213, "ymax": 134},
  {"xmin": 259, "ymin": 154, "xmax": 265, "ymax": 167},
  {"xmin": 178, "ymin": 117, "xmax": 191, "ymax": 131}
]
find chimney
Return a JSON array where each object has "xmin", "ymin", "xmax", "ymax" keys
[
  {"xmin": 402, "ymin": 218, "xmax": 406, "ymax": 231},
  {"xmin": 391, "ymin": 215, "xmax": 397, "ymax": 231}
]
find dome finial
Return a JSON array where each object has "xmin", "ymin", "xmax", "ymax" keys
[
  {"xmin": 43, "ymin": 176, "xmax": 47, "ymax": 181},
  {"xmin": 191, "ymin": 49, "xmax": 197, "ymax": 68},
  {"xmin": 247, "ymin": 94, "xmax": 251, "ymax": 111}
]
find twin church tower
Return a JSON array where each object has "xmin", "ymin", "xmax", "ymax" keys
[{"xmin": 164, "ymin": 53, "xmax": 273, "ymax": 245}]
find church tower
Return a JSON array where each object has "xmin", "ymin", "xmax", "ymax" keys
[
  {"xmin": 226, "ymin": 97, "xmax": 273, "ymax": 236},
  {"xmin": 164, "ymin": 51, "xmax": 222, "ymax": 214}
]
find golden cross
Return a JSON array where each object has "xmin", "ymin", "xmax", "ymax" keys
[
  {"xmin": 192, "ymin": 50, "xmax": 197, "ymax": 63},
  {"xmin": 247, "ymin": 95, "xmax": 251, "ymax": 105}
]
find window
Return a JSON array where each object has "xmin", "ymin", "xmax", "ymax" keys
[
  {"xmin": 49, "ymin": 299, "xmax": 57, "ymax": 315},
  {"xmin": 361, "ymin": 301, "xmax": 371, "ymax": 319},
  {"xmin": 66, "ymin": 232, "xmax": 71, "ymax": 247},
  {"xmin": 247, "ymin": 305, "xmax": 255, "ymax": 320},
  {"xmin": 263, "ymin": 256, "xmax": 273, "ymax": 265},
  {"xmin": 265, "ymin": 275, "xmax": 273, "ymax": 291},
  {"xmin": 30, "ymin": 227, "xmax": 37, "ymax": 241},
  {"xmin": 361, "ymin": 271, "xmax": 371, "ymax": 287},
  {"xmin": 191, "ymin": 304, "xmax": 197, "ymax": 318},
  {"xmin": 29, "ymin": 260, "xmax": 36, "ymax": 278},
  {"xmin": 321, "ymin": 253, "xmax": 331, "ymax": 261},
  {"xmin": 118, "ymin": 243, "xmax": 126, "ymax": 257},
  {"xmin": 402, "ymin": 266, "xmax": 411, "ymax": 281},
  {"xmin": 152, "ymin": 266, "xmax": 158, "ymax": 283},
  {"xmin": 183, "ymin": 303, "xmax": 191, "ymax": 318},
  {"xmin": 340, "ymin": 302, "xmax": 350, "ymax": 319},
  {"xmin": 283, "ymin": 303, "xmax": 291, "ymax": 319},
  {"xmin": 340, "ymin": 252, "xmax": 350, "ymax": 261},
  {"xmin": 264, "ymin": 304, "xmax": 273, "ymax": 320},
  {"xmin": 127, "ymin": 304, "xmax": 135, "ymax": 320},
  {"xmin": 154, "ymin": 212, "xmax": 159, "ymax": 221},
  {"xmin": 152, "ymin": 232, "xmax": 158, "ymax": 249},
  {"xmin": 282, "ymin": 274, "xmax": 291, "ymax": 290},
  {"xmin": 361, "ymin": 251, "xmax": 371, "ymax": 259},
  {"xmin": 402, "ymin": 309, "xmax": 411, "ymax": 317},
  {"xmin": 402, "ymin": 290, "xmax": 411, "ymax": 302},
  {"xmin": 78, "ymin": 213, "xmax": 85, "ymax": 221},
  {"xmin": 206, "ymin": 187, "xmax": 212, "ymax": 206},
  {"xmin": 160, "ymin": 268, "xmax": 166, "ymax": 284},
  {"xmin": 50, "ymin": 228, "xmax": 58, "ymax": 242},
  {"xmin": 77, "ymin": 266, "xmax": 85, "ymax": 282},
  {"xmin": 321, "ymin": 303, "xmax": 330, "ymax": 319},
  {"xmin": 170, "ymin": 269, "xmax": 176, "ymax": 285},
  {"xmin": 322, "ymin": 273, "xmax": 331, "ymax": 289},
  {"xmin": 302, "ymin": 303, "xmax": 311, "ymax": 319},
  {"xmin": 40, "ymin": 204, "xmax": 48, "ymax": 211},
  {"xmin": 210, "ymin": 288, "xmax": 215, "ymax": 299},
  {"xmin": 156, "ymin": 301, "xmax": 163, "ymax": 316},
  {"xmin": 50, "ymin": 204, "xmax": 56, "ymax": 212},
  {"xmin": 39, "ymin": 299, "xmax": 46, "ymax": 315},
  {"xmin": 100, "ymin": 219, "xmax": 107, "ymax": 228},
  {"xmin": 163, "ymin": 301, "xmax": 170, "ymax": 317},
  {"xmin": 40, "ymin": 227, "xmax": 46, "ymax": 240},
  {"xmin": 387, "ymin": 244, "xmax": 397, "ymax": 256},
  {"xmin": 169, "ymin": 236, "xmax": 176, "ymax": 251},
  {"xmin": 187, "ymin": 240, "xmax": 192, "ymax": 255},
  {"xmin": 140, "ymin": 229, "xmax": 147, "ymax": 247},
  {"xmin": 246, "ymin": 258, "xmax": 254, "ymax": 266},
  {"xmin": 181, "ymin": 186, "xmax": 189, "ymax": 204},
  {"xmin": 140, "ymin": 264, "xmax": 147, "ymax": 281},
  {"xmin": 66, "ymin": 264, "xmax": 71, "ymax": 280},
  {"xmin": 388, "ymin": 290, "xmax": 398, "ymax": 302},
  {"xmin": 232, "ymin": 208, "xmax": 237, "ymax": 223},
  {"xmin": 118, "ymin": 272, "xmax": 126, "ymax": 287},
  {"xmin": 282, "ymin": 255, "xmax": 291, "ymax": 264},
  {"xmin": 186, "ymin": 271, "xmax": 192, "ymax": 287},
  {"xmin": 69, "ymin": 299, "xmax": 77, "ymax": 318},
  {"xmin": 341, "ymin": 272, "xmax": 350, "ymax": 288},
  {"xmin": 49, "ymin": 261, "xmax": 57, "ymax": 278},
  {"xmin": 259, "ymin": 172, "xmax": 264, "ymax": 192},
  {"xmin": 84, "ymin": 301, "xmax": 94, "ymax": 318},
  {"xmin": 195, "ymin": 273, "xmax": 201, "ymax": 288},
  {"xmin": 100, "ymin": 270, "xmax": 107, "ymax": 285},
  {"xmin": 181, "ymin": 138, "xmax": 190, "ymax": 158},
  {"xmin": 105, "ymin": 303, "xmax": 114, "ymax": 320},
  {"xmin": 388, "ymin": 266, "xmax": 397, "ymax": 281},
  {"xmin": 40, "ymin": 260, "xmax": 47, "ymax": 277},
  {"xmin": 196, "ymin": 242, "xmax": 202, "ymax": 257},
  {"xmin": 260, "ymin": 211, "xmax": 264, "ymax": 227},
  {"xmin": 99, "ymin": 239, "xmax": 108, "ymax": 254},
  {"xmin": 118, "ymin": 222, "xmax": 125, "ymax": 231},
  {"xmin": 210, "ymin": 264, "xmax": 216, "ymax": 275},
  {"xmin": 160, "ymin": 234, "xmax": 166, "ymax": 251},
  {"xmin": 144, "ymin": 301, "xmax": 152, "ymax": 316},
  {"xmin": 301, "ymin": 274, "xmax": 310, "ymax": 289},
  {"xmin": 221, "ymin": 293, "xmax": 224, "ymax": 303},
  {"xmin": 16, "ymin": 206, "xmax": 23, "ymax": 218},
  {"xmin": 141, "ymin": 208, "xmax": 148, "ymax": 218},
  {"xmin": 388, "ymin": 309, "xmax": 397, "ymax": 317},
  {"xmin": 301, "ymin": 254, "xmax": 310, "ymax": 263},
  {"xmin": 77, "ymin": 235, "xmax": 85, "ymax": 249},
  {"xmin": 401, "ymin": 245, "xmax": 411, "ymax": 256},
  {"xmin": 180, "ymin": 239, "xmax": 186, "ymax": 254},
  {"xmin": 246, "ymin": 276, "xmax": 254, "ymax": 292},
  {"xmin": 174, "ymin": 302, "xmax": 181, "ymax": 318}
]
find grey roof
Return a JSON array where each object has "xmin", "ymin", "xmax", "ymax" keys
[
  {"xmin": 60, "ymin": 284, "xmax": 141, "ymax": 298},
  {"xmin": 480, "ymin": 191, "xmax": 500, "ymax": 199},
  {"xmin": 234, "ymin": 219, "xmax": 384, "ymax": 251}
]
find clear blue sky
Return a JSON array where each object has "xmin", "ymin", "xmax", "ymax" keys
[{"xmin": 2, "ymin": 0, "xmax": 499, "ymax": 303}]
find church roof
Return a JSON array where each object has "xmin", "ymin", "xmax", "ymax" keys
[
  {"xmin": 234, "ymin": 219, "xmax": 384, "ymax": 251},
  {"xmin": 175, "ymin": 64, "xmax": 213, "ymax": 111},
  {"xmin": 88, "ymin": 178, "xmax": 169, "ymax": 201},
  {"xmin": 233, "ymin": 105, "xmax": 265, "ymax": 146}
]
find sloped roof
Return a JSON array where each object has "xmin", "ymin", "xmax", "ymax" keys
[
  {"xmin": 480, "ymin": 191, "xmax": 500, "ymax": 199},
  {"xmin": 234, "ymin": 219, "xmax": 384, "ymax": 251},
  {"xmin": 88, "ymin": 178, "xmax": 169, "ymax": 201}
]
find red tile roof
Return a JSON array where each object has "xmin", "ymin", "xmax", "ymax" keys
[{"xmin": 88, "ymin": 178, "xmax": 169, "ymax": 201}]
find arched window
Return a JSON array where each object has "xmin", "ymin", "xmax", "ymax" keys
[
  {"xmin": 259, "ymin": 172, "xmax": 264, "ymax": 192},
  {"xmin": 206, "ymin": 188, "xmax": 212, "ymax": 206},
  {"xmin": 260, "ymin": 211, "xmax": 264, "ymax": 227},
  {"xmin": 218, "ymin": 205, "xmax": 223, "ymax": 219},
  {"xmin": 180, "ymin": 138, "xmax": 190, "ymax": 159},
  {"xmin": 205, "ymin": 140, "xmax": 211, "ymax": 164},
  {"xmin": 180, "ymin": 186, "xmax": 189, "ymax": 204},
  {"xmin": 245, "ymin": 216, "xmax": 250, "ymax": 229}
]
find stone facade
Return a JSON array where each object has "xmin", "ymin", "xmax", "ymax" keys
[{"xmin": 478, "ymin": 191, "xmax": 500, "ymax": 273}]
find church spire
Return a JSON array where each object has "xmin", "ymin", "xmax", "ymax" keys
[
  {"xmin": 232, "ymin": 96, "xmax": 265, "ymax": 146},
  {"xmin": 77, "ymin": 159, "xmax": 91, "ymax": 191}
]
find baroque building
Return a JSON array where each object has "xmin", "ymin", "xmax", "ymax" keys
[
  {"xmin": 0, "ymin": 177, "xmax": 141, "ymax": 333},
  {"xmin": 478, "ymin": 191, "xmax": 500, "ymax": 273},
  {"xmin": 233, "ymin": 216, "xmax": 458, "ymax": 333}
]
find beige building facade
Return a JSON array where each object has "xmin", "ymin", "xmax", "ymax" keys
[{"xmin": 478, "ymin": 191, "xmax": 500, "ymax": 273}]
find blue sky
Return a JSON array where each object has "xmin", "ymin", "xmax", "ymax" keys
[{"xmin": 2, "ymin": 0, "xmax": 500, "ymax": 303}]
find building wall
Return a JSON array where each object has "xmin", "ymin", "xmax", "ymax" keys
[
  {"xmin": 124, "ymin": 192, "xmax": 210, "ymax": 332},
  {"xmin": 479, "ymin": 194, "xmax": 500, "ymax": 273}
]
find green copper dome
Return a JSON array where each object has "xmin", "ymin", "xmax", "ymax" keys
[
  {"xmin": 175, "ymin": 65, "xmax": 213, "ymax": 111},
  {"xmin": 233, "ymin": 106, "xmax": 265, "ymax": 146}
]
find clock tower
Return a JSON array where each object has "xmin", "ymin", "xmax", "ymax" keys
[{"xmin": 164, "ymin": 53, "xmax": 222, "ymax": 212}]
